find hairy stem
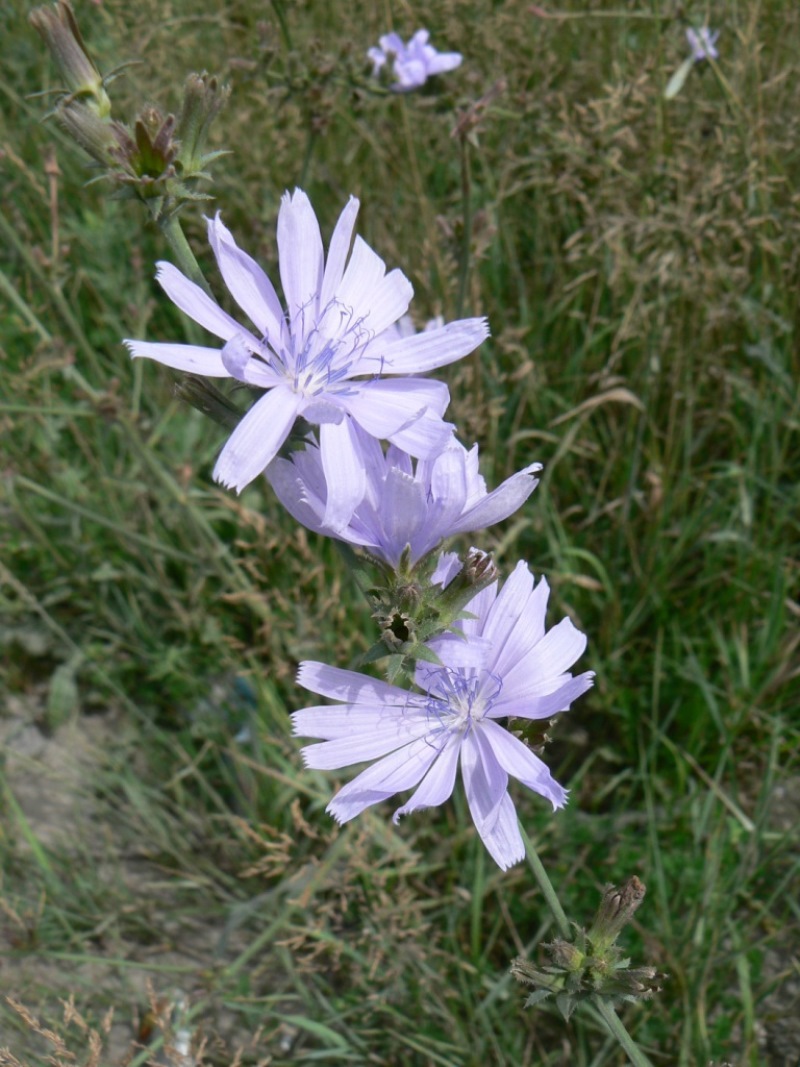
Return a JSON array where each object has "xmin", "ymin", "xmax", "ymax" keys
[
  {"xmin": 518, "ymin": 821, "xmax": 571, "ymax": 941},
  {"xmin": 456, "ymin": 133, "xmax": 472, "ymax": 317},
  {"xmin": 592, "ymin": 996, "xmax": 656, "ymax": 1067},
  {"xmin": 157, "ymin": 210, "xmax": 213, "ymax": 297}
]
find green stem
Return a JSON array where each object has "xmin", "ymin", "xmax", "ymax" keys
[
  {"xmin": 518, "ymin": 820, "xmax": 571, "ymax": 941},
  {"xmin": 592, "ymin": 996, "xmax": 656, "ymax": 1067},
  {"xmin": 270, "ymin": 0, "xmax": 293, "ymax": 52},
  {"xmin": 456, "ymin": 133, "xmax": 472, "ymax": 318},
  {"xmin": 299, "ymin": 124, "xmax": 317, "ymax": 187},
  {"xmin": 157, "ymin": 210, "xmax": 213, "ymax": 297},
  {"xmin": 398, "ymin": 96, "xmax": 448, "ymax": 310}
]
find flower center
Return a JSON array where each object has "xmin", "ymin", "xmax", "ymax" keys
[
  {"xmin": 267, "ymin": 298, "xmax": 385, "ymax": 398},
  {"xmin": 425, "ymin": 668, "xmax": 503, "ymax": 735}
]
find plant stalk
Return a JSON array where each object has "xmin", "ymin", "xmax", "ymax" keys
[
  {"xmin": 592, "ymin": 995, "xmax": 656, "ymax": 1067},
  {"xmin": 456, "ymin": 132, "xmax": 472, "ymax": 318},
  {"xmin": 518, "ymin": 820, "xmax": 571, "ymax": 941},
  {"xmin": 157, "ymin": 210, "xmax": 213, "ymax": 296}
]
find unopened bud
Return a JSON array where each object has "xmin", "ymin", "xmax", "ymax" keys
[
  {"xmin": 29, "ymin": 0, "xmax": 111, "ymax": 117},
  {"xmin": 463, "ymin": 547, "xmax": 498, "ymax": 585},
  {"xmin": 511, "ymin": 876, "xmax": 664, "ymax": 1017},
  {"xmin": 56, "ymin": 98, "xmax": 119, "ymax": 164},
  {"xmin": 176, "ymin": 72, "xmax": 230, "ymax": 175},
  {"xmin": 173, "ymin": 375, "xmax": 242, "ymax": 430},
  {"xmin": 547, "ymin": 939, "xmax": 584, "ymax": 972},
  {"xmin": 587, "ymin": 876, "xmax": 646, "ymax": 953},
  {"xmin": 436, "ymin": 548, "xmax": 498, "ymax": 618}
]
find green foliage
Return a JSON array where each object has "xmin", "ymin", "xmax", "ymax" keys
[{"xmin": 1, "ymin": 0, "xmax": 798, "ymax": 1064}]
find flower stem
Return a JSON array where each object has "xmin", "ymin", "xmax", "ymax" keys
[
  {"xmin": 157, "ymin": 210, "xmax": 213, "ymax": 297},
  {"xmin": 299, "ymin": 125, "xmax": 317, "ymax": 188},
  {"xmin": 591, "ymin": 996, "xmax": 656, "ymax": 1067},
  {"xmin": 456, "ymin": 132, "xmax": 472, "ymax": 318},
  {"xmin": 270, "ymin": 0, "xmax": 293, "ymax": 52},
  {"xmin": 518, "ymin": 820, "xmax": 571, "ymax": 941},
  {"xmin": 398, "ymin": 97, "xmax": 449, "ymax": 312}
]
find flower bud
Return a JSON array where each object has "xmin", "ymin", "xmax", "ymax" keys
[
  {"xmin": 55, "ymin": 98, "xmax": 119, "ymax": 165},
  {"xmin": 29, "ymin": 0, "xmax": 111, "ymax": 117},
  {"xmin": 511, "ymin": 877, "xmax": 665, "ymax": 1018},
  {"xmin": 437, "ymin": 549, "xmax": 498, "ymax": 611},
  {"xmin": 173, "ymin": 376, "xmax": 243, "ymax": 431},
  {"xmin": 175, "ymin": 72, "xmax": 231, "ymax": 177},
  {"xmin": 587, "ymin": 876, "xmax": 647, "ymax": 953}
]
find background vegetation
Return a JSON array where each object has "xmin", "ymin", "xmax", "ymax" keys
[{"xmin": 1, "ymin": 0, "xmax": 798, "ymax": 1063}]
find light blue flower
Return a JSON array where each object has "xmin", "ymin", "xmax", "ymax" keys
[
  {"xmin": 368, "ymin": 29, "xmax": 462, "ymax": 92},
  {"xmin": 686, "ymin": 26, "xmax": 719, "ymax": 62},
  {"xmin": 125, "ymin": 190, "xmax": 487, "ymax": 527},
  {"xmin": 267, "ymin": 425, "xmax": 541, "ymax": 565},
  {"xmin": 293, "ymin": 561, "xmax": 594, "ymax": 870}
]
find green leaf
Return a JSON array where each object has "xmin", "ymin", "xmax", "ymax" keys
[
  {"xmin": 523, "ymin": 989, "xmax": 554, "ymax": 1008},
  {"xmin": 556, "ymin": 992, "xmax": 579, "ymax": 1021}
]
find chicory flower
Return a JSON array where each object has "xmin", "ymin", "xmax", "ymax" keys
[
  {"xmin": 686, "ymin": 26, "xmax": 719, "ymax": 62},
  {"xmin": 125, "ymin": 190, "xmax": 488, "ymax": 528},
  {"xmin": 267, "ymin": 426, "xmax": 541, "ymax": 571},
  {"xmin": 293, "ymin": 560, "xmax": 594, "ymax": 869},
  {"xmin": 368, "ymin": 29, "xmax": 462, "ymax": 92}
]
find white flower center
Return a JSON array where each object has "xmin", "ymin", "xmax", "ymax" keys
[
  {"xmin": 266, "ymin": 298, "xmax": 384, "ymax": 398},
  {"xmin": 426, "ymin": 669, "xmax": 502, "ymax": 736}
]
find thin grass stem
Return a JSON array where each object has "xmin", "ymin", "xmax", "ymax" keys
[{"xmin": 456, "ymin": 133, "xmax": 472, "ymax": 318}]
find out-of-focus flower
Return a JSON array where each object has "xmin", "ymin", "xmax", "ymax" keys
[
  {"xmin": 368, "ymin": 29, "xmax": 462, "ymax": 92},
  {"xmin": 267, "ymin": 425, "xmax": 541, "ymax": 571},
  {"xmin": 125, "ymin": 190, "xmax": 488, "ymax": 526},
  {"xmin": 686, "ymin": 26, "xmax": 719, "ymax": 62},
  {"xmin": 665, "ymin": 25, "xmax": 721, "ymax": 99},
  {"xmin": 293, "ymin": 560, "xmax": 593, "ymax": 869}
]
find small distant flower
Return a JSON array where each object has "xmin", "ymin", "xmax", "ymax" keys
[
  {"xmin": 293, "ymin": 561, "xmax": 594, "ymax": 869},
  {"xmin": 368, "ymin": 29, "xmax": 462, "ymax": 92},
  {"xmin": 686, "ymin": 26, "xmax": 719, "ymax": 62},
  {"xmin": 267, "ymin": 426, "xmax": 541, "ymax": 571},
  {"xmin": 665, "ymin": 26, "xmax": 720, "ymax": 99},
  {"xmin": 125, "ymin": 190, "xmax": 488, "ymax": 527}
]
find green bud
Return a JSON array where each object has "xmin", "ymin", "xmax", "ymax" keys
[
  {"xmin": 55, "ymin": 98, "xmax": 119, "ymax": 165},
  {"xmin": 548, "ymin": 938, "xmax": 585, "ymax": 973},
  {"xmin": 587, "ymin": 876, "xmax": 647, "ymax": 953},
  {"xmin": 173, "ymin": 376, "xmax": 243, "ymax": 431},
  {"xmin": 29, "ymin": 0, "xmax": 111, "ymax": 117},
  {"xmin": 175, "ymin": 72, "xmax": 231, "ymax": 177},
  {"xmin": 435, "ymin": 548, "xmax": 499, "ymax": 618},
  {"xmin": 511, "ymin": 877, "xmax": 664, "ymax": 1018}
]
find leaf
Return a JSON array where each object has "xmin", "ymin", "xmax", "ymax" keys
[
  {"xmin": 556, "ymin": 992, "xmax": 579, "ymax": 1021},
  {"xmin": 523, "ymin": 989, "xmax": 554, "ymax": 1009},
  {"xmin": 664, "ymin": 57, "xmax": 694, "ymax": 100},
  {"xmin": 350, "ymin": 640, "xmax": 392, "ymax": 669},
  {"xmin": 384, "ymin": 654, "xmax": 406, "ymax": 684}
]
